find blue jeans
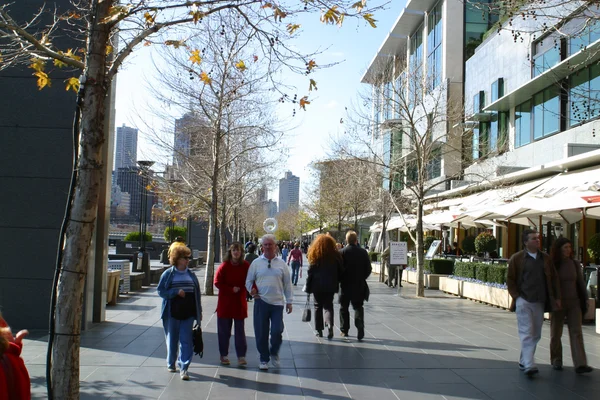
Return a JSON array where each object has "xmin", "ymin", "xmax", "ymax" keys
[
  {"xmin": 253, "ymin": 298, "xmax": 284, "ymax": 363},
  {"xmin": 291, "ymin": 262, "xmax": 300, "ymax": 285},
  {"xmin": 163, "ymin": 316, "xmax": 194, "ymax": 371}
]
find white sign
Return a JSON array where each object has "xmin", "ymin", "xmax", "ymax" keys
[
  {"xmin": 425, "ymin": 240, "xmax": 442, "ymax": 259},
  {"xmin": 390, "ymin": 241, "xmax": 408, "ymax": 265}
]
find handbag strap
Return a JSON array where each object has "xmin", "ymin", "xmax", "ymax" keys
[{"xmin": 304, "ymin": 293, "xmax": 311, "ymax": 307}]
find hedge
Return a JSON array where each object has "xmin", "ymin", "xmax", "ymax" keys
[
  {"xmin": 368, "ymin": 251, "xmax": 380, "ymax": 262},
  {"xmin": 408, "ymin": 257, "xmax": 455, "ymax": 274},
  {"xmin": 124, "ymin": 232, "xmax": 153, "ymax": 242},
  {"xmin": 454, "ymin": 261, "xmax": 508, "ymax": 284}
]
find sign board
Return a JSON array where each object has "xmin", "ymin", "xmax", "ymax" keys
[
  {"xmin": 390, "ymin": 241, "xmax": 408, "ymax": 265},
  {"xmin": 425, "ymin": 240, "xmax": 442, "ymax": 259}
]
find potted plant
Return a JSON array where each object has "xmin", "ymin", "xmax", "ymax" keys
[
  {"xmin": 462, "ymin": 235, "xmax": 476, "ymax": 255},
  {"xmin": 475, "ymin": 232, "xmax": 497, "ymax": 257}
]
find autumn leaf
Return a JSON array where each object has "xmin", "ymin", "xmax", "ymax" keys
[
  {"xmin": 102, "ymin": 5, "xmax": 131, "ymax": 23},
  {"xmin": 235, "ymin": 60, "xmax": 247, "ymax": 71},
  {"xmin": 299, "ymin": 96, "xmax": 310, "ymax": 110},
  {"xmin": 34, "ymin": 71, "xmax": 51, "ymax": 90},
  {"xmin": 106, "ymin": 45, "xmax": 113, "ymax": 55},
  {"xmin": 309, "ymin": 79, "xmax": 317, "ymax": 92},
  {"xmin": 54, "ymin": 58, "xmax": 68, "ymax": 68},
  {"xmin": 306, "ymin": 59, "xmax": 317, "ymax": 72},
  {"xmin": 144, "ymin": 41, "xmax": 152, "ymax": 47},
  {"xmin": 30, "ymin": 57, "xmax": 46, "ymax": 73},
  {"xmin": 262, "ymin": 3, "xmax": 273, "ymax": 9},
  {"xmin": 286, "ymin": 23, "xmax": 301, "ymax": 35},
  {"xmin": 189, "ymin": 49, "xmax": 202, "ymax": 65},
  {"xmin": 144, "ymin": 12, "xmax": 156, "ymax": 26},
  {"xmin": 165, "ymin": 40, "xmax": 187, "ymax": 49},
  {"xmin": 200, "ymin": 71, "xmax": 212, "ymax": 85},
  {"xmin": 189, "ymin": 10, "xmax": 205, "ymax": 24},
  {"xmin": 274, "ymin": 7, "xmax": 287, "ymax": 22},
  {"xmin": 352, "ymin": 0, "xmax": 367, "ymax": 13},
  {"xmin": 363, "ymin": 13, "xmax": 377, "ymax": 28},
  {"xmin": 63, "ymin": 49, "xmax": 82, "ymax": 62},
  {"xmin": 320, "ymin": 6, "xmax": 342, "ymax": 25},
  {"xmin": 253, "ymin": 55, "xmax": 259, "ymax": 62},
  {"xmin": 65, "ymin": 77, "xmax": 80, "ymax": 92}
]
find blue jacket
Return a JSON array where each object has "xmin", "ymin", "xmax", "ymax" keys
[{"xmin": 157, "ymin": 266, "xmax": 203, "ymax": 323}]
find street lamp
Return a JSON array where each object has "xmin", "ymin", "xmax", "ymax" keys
[{"xmin": 137, "ymin": 160, "xmax": 154, "ymax": 285}]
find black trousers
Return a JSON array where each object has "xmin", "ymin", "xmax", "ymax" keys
[
  {"xmin": 339, "ymin": 294, "xmax": 364, "ymax": 334},
  {"xmin": 313, "ymin": 292, "xmax": 334, "ymax": 331}
]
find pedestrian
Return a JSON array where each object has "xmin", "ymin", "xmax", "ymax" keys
[
  {"xmin": 549, "ymin": 237, "xmax": 593, "ymax": 374},
  {"xmin": 281, "ymin": 244, "xmax": 289, "ymax": 264},
  {"xmin": 245, "ymin": 234, "xmax": 294, "ymax": 371},
  {"xmin": 381, "ymin": 246, "xmax": 399, "ymax": 288},
  {"xmin": 0, "ymin": 312, "xmax": 30, "ymax": 400},
  {"xmin": 304, "ymin": 234, "xmax": 343, "ymax": 339},
  {"xmin": 157, "ymin": 245, "xmax": 203, "ymax": 381},
  {"xmin": 287, "ymin": 242, "xmax": 303, "ymax": 286},
  {"xmin": 507, "ymin": 229, "xmax": 561, "ymax": 377},
  {"xmin": 214, "ymin": 242, "xmax": 251, "ymax": 367},
  {"xmin": 339, "ymin": 230, "xmax": 372, "ymax": 341}
]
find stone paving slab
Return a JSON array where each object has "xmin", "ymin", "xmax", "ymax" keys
[{"xmin": 20, "ymin": 260, "xmax": 599, "ymax": 399}]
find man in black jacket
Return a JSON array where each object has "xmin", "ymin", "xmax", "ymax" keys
[{"xmin": 339, "ymin": 231, "xmax": 372, "ymax": 341}]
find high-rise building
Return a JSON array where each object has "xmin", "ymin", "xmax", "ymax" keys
[
  {"xmin": 278, "ymin": 171, "xmax": 300, "ymax": 213},
  {"xmin": 173, "ymin": 114, "xmax": 193, "ymax": 167},
  {"xmin": 114, "ymin": 124, "xmax": 138, "ymax": 170},
  {"xmin": 116, "ymin": 167, "xmax": 155, "ymax": 224},
  {"xmin": 264, "ymin": 200, "xmax": 278, "ymax": 218}
]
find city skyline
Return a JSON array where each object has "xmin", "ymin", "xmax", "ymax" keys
[{"xmin": 114, "ymin": 124, "xmax": 138, "ymax": 171}]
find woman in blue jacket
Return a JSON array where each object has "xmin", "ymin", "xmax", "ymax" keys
[{"xmin": 157, "ymin": 245, "xmax": 202, "ymax": 381}]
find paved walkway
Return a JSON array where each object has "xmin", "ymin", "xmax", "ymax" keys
[{"xmin": 22, "ymin": 262, "xmax": 599, "ymax": 399}]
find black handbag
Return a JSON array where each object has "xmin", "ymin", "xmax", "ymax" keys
[
  {"xmin": 192, "ymin": 324, "xmax": 203, "ymax": 357},
  {"xmin": 301, "ymin": 294, "xmax": 311, "ymax": 322}
]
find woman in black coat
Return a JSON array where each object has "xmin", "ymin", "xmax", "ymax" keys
[{"xmin": 305, "ymin": 234, "xmax": 344, "ymax": 339}]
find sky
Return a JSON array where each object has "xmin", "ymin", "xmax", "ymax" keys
[{"xmin": 114, "ymin": 1, "xmax": 407, "ymax": 202}]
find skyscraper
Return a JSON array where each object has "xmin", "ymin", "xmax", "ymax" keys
[
  {"xmin": 114, "ymin": 124, "xmax": 138, "ymax": 170},
  {"xmin": 278, "ymin": 171, "xmax": 300, "ymax": 213}
]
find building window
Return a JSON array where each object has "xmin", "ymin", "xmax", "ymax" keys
[
  {"xmin": 394, "ymin": 73, "xmax": 404, "ymax": 118},
  {"xmin": 410, "ymin": 24, "xmax": 424, "ymax": 83},
  {"xmin": 464, "ymin": 0, "xmax": 499, "ymax": 60},
  {"xmin": 532, "ymin": 86, "xmax": 560, "ymax": 139},
  {"xmin": 427, "ymin": 2, "xmax": 443, "ymax": 89},
  {"xmin": 427, "ymin": 148, "xmax": 442, "ymax": 179},
  {"xmin": 569, "ymin": 62, "xmax": 600, "ymax": 126},
  {"xmin": 490, "ymin": 111, "xmax": 509, "ymax": 153},
  {"xmin": 532, "ymin": 35, "xmax": 562, "ymax": 77},
  {"xmin": 384, "ymin": 81, "xmax": 393, "ymax": 120},
  {"xmin": 569, "ymin": 19, "xmax": 600, "ymax": 56},
  {"xmin": 515, "ymin": 100, "xmax": 532, "ymax": 147}
]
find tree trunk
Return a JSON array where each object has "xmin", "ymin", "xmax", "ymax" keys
[
  {"xmin": 415, "ymin": 200, "xmax": 425, "ymax": 297},
  {"xmin": 203, "ymin": 130, "xmax": 221, "ymax": 295},
  {"xmin": 51, "ymin": 1, "xmax": 112, "ymax": 398},
  {"xmin": 219, "ymin": 190, "xmax": 228, "ymax": 260}
]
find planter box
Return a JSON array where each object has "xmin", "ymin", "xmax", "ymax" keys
[
  {"xmin": 402, "ymin": 270, "xmax": 448, "ymax": 290},
  {"xmin": 438, "ymin": 277, "xmax": 510, "ymax": 309}
]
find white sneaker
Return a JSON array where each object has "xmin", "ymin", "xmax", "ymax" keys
[
  {"xmin": 180, "ymin": 370, "xmax": 189, "ymax": 380},
  {"xmin": 270, "ymin": 355, "xmax": 280, "ymax": 368},
  {"xmin": 259, "ymin": 362, "xmax": 269, "ymax": 370}
]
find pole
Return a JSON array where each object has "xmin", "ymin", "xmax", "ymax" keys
[
  {"xmin": 138, "ymin": 170, "xmax": 143, "ymax": 250},
  {"xmin": 506, "ymin": 221, "xmax": 511, "ymax": 258},
  {"xmin": 456, "ymin": 222, "xmax": 461, "ymax": 256},
  {"xmin": 582, "ymin": 214, "xmax": 587, "ymax": 265}
]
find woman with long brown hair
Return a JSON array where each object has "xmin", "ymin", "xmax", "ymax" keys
[
  {"xmin": 305, "ymin": 234, "xmax": 344, "ymax": 339},
  {"xmin": 549, "ymin": 237, "xmax": 592, "ymax": 374}
]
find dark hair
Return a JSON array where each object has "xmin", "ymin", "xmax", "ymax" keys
[
  {"xmin": 551, "ymin": 237, "xmax": 572, "ymax": 269},
  {"xmin": 224, "ymin": 242, "xmax": 245, "ymax": 263},
  {"xmin": 522, "ymin": 229, "xmax": 537, "ymax": 246},
  {"xmin": 247, "ymin": 243, "xmax": 256, "ymax": 253}
]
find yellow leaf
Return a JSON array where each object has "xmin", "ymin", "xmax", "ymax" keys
[
  {"xmin": 352, "ymin": 0, "xmax": 367, "ymax": 13},
  {"xmin": 64, "ymin": 48, "xmax": 82, "ymax": 62},
  {"xmin": 286, "ymin": 23, "xmax": 301, "ymax": 35},
  {"xmin": 274, "ymin": 7, "xmax": 287, "ymax": 22},
  {"xmin": 144, "ymin": 12, "xmax": 155, "ymax": 26},
  {"xmin": 34, "ymin": 71, "xmax": 51, "ymax": 90},
  {"xmin": 189, "ymin": 49, "xmax": 202, "ymax": 65},
  {"xmin": 29, "ymin": 57, "xmax": 46, "ymax": 73},
  {"xmin": 165, "ymin": 40, "xmax": 187, "ymax": 49},
  {"xmin": 106, "ymin": 45, "xmax": 113, "ymax": 55},
  {"xmin": 307, "ymin": 59, "xmax": 317, "ymax": 72},
  {"xmin": 54, "ymin": 58, "xmax": 68, "ymax": 68},
  {"xmin": 320, "ymin": 6, "xmax": 342, "ymax": 25},
  {"xmin": 363, "ymin": 13, "xmax": 377, "ymax": 28},
  {"xmin": 299, "ymin": 96, "xmax": 310, "ymax": 110},
  {"xmin": 65, "ymin": 77, "xmax": 80, "ymax": 92},
  {"xmin": 200, "ymin": 71, "xmax": 212, "ymax": 85},
  {"xmin": 189, "ymin": 10, "xmax": 205, "ymax": 24},
  {"xmin": 235, "ymin": 60, "xmax": 246, "ymax": 71},
  {"xmin": 308, "ymin": 79, "xmax": 317, "ymax": 92}
]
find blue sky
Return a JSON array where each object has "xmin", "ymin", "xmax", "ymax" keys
[{"xmin": 115, "ymin": 1, "xmax": 407, "ymax": 201}]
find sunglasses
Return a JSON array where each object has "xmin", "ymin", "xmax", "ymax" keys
[
  {"xmin": 182, "ymin": 256, "xmax": 192, "ymax": 260},
  {"xmin": 268, "ymin": 259, "xmax": 271, "ymax": 269}
]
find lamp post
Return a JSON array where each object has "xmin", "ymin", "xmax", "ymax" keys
[{"xmin": 137, "ymin": 160, "xmax": 154, "ymax": 285}]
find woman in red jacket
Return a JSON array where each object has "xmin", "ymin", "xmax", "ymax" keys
[
  {"xmin": 214, "ymin": 242, "xmax": 251, "ymax": 366},
  {"xmin": 0, "ymin": 313, "xmax": 30, "ymax": 400}
]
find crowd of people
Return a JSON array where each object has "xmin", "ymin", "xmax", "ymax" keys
[{"xmin": 157, "ymin": 230, "xmax": 372, "ymax": 378}]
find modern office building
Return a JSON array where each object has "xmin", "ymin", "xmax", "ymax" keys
[
  {"xmin": 278, "ymin": 171, "xmax": 300, "ymax": 213},
  {"xmin": 0, "ymin": 1, "xmax": 116, "ymax": 329},
  {"xmin": 116, "ymin": 167, "xmax": 155, "ymax": 224},
  {"xmin": 264, "ymin": 200, "xmax": 278, "ymax": 218},
  {"xmin": 114, "ymin": 124, "xmax": 138, "ymax": 170}
]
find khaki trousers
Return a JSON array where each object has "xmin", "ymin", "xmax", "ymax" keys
[{"xmin": 550, "ymin": 304, "xmax": 587, "ymax": 368}]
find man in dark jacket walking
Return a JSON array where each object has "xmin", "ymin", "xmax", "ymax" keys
[{"xmin": 339, "ymin": 230, "xmax": 372, "ymax": 341}]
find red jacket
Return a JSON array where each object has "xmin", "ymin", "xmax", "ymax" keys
[
  {"xmin": 0, "ymin": 342, "xmax": 30, "ymax": 400},
  {"xmin": 214, "ymin": 260, "xmax": 250, "ymax": 319}
]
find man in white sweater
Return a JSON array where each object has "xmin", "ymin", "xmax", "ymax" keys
[{"xmin": 246, "ymin": 234, "xmax": 293, "ymax": 370}]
